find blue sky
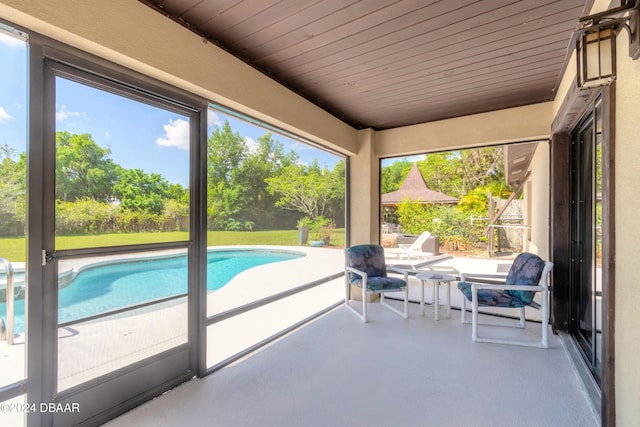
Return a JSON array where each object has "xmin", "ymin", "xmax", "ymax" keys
[
  {"xmin": 380, "ymin": 155, "xmax": 426, "ymax": 167},
  {"xmin": 0, "ymin": 30, "xmax": 341, "ymax": 188},
  {"xmin": 0, "ymin": 29, "xmax": 27, "ymax": 156}
]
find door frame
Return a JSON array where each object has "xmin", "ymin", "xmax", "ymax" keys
[
  {"xmin": 26, "ymin": 35, "xmax": 208, "ymax": 426},
  {"xmin": 550, "ymin": 80, "xmax": 615, "ymax": 426}
]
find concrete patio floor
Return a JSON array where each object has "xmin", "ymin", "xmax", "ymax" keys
[{"xmin": 106, "ymin": 300, "xmax": 599, "ymax": 427}]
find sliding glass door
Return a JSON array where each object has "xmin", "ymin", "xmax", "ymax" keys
[{"xmin": 570, "ymin": 99, "xmax": 603, "ymax": 384}]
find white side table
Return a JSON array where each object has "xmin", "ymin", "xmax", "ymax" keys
[{"xmin": 415, "ymin": 272, "xmax": 456, "ymax": 320}]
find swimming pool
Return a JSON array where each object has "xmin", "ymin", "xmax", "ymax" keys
[{"xmin": 0, "ymin": 249, "xmax": 303, "ymax": 334}]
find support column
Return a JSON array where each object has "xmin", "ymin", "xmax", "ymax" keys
[{"xmin": 349, "ymin": 128, "xmax": 379, "ymax": 246}]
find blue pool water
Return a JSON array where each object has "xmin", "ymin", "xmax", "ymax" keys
[{"xmin": 0, "ymin": 249, "xmax": 302, "ymax": 334}]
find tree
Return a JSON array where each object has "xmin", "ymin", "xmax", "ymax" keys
[
  {"xmin": 380, "ymin": 159, "xmax": 413, "ymax": 194},
  {"xmin": 207, "ymin": 121, "xmax": 245, "ymax": 184},
  {"xmin": 206, "ymin": 121, "xmax": 247, "ymax": 229},
  {"xmin": 234, "ymin": 132, "xmax": 299, "ymax": 228},
  {"xmin": 55, "ymin": 131, "xmax": 119, "ymax": 201},
  {"xmin": 458, "ymin": 146, "xmax": 505, "ymax": 193},
  {"xmin": 418, "ymin": 152, "xmax": 465, "ymax": 197},
  {"xmin": 0, "ymin": 144, "xmax": 19, "ymax": 215},
  {"xmin": 113, "ymin": 168, "xmax": 171, "ymax": 215},
  {"xmin": 0, "ymin": 144, "xmax": 26, "ymax": 233},
  {"xmin": 382, "ymin": 146, "xmax": 509, "ymax": 201},
  {"xmin": 266, "ymin": 160, "xmax": 344, "ymax": 221},
  {"xmin": 457, "ymin": 182, "xmax": 511, "ymax": 214},
  {"xmin": 167, "ymin": 183, "xmax": 189, "ymax": 205},
  {"xmin": 325, "ymin": 159, "xmax": 346, "ymax": 225}
]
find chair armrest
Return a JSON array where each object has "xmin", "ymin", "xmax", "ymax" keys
[
  {"xmin": 387, "ymin": 265, "xmax": 410, "ymax": 281},
  {"xmin": 345, "ymin": 266, "xmax": 367, "ymax": 281},
  {"xmin": 412, "ymin": 255, "xmax": 454, "ymax": 269},
  {"xmin": 388, "ymin": 265, "xmax": 406, "ymax": 274},
  {"xmin": 472, "ymin": 283, "xmax": 545, "ymax": 292},
  {"xmin": 460, "ymin": 272, "xmax": 508, "ymax": 282}
]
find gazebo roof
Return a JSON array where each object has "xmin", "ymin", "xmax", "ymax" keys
[{"xmin": 381, "ymin": 164, "xmax": 459, "ymax": 206}]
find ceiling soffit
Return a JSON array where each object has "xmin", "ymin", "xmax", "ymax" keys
[{"xmin": 140, "ymin": 0, "xmax": 589, "ymax": 130}]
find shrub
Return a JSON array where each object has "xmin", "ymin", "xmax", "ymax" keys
[
  {"xmin": 443, "ymin": 235, "xmax": 471, "ymax": 251},
  {"xmin": 396, "ymin": 199, "xmax": 486, "ymax": 249}
]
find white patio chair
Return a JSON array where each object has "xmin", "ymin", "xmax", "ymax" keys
[
  {"xmin": 457, "ymin": 253, "xmax": 554, "ymax": 348},
  {"xmin": 345, "ymin": 244, "xmax": 409, "ymax": 322}
]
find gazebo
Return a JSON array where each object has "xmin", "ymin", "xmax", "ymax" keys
[
  {"xmin": 380, "ymin": 164, "xmax": 458, "ymax": 233},
  {"xmin": 381, "ymin": 163, "xmax": 459, "ymax": 207}
]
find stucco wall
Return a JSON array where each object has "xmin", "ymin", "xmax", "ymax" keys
[
  {"xmin": 375, "ymin": 102, "xmax": 553, "ymax": 158},
  {"xmin": 526, "ymin": 141, "xmax": 550, "ymax": 259},
  {"xmin": 0, "ymin": 0, "xmax": 357, "ymax": 155},
  {"xmin": 612, "ymin": 26, "xmax": 640, "ymax": 427},
  {"xmin": 349, "ymin": 129, "xmax": 380, "ymax": 245},
  {"xmin": 527, "ymin": 142, "xmax": 551, "ymax": 259}
]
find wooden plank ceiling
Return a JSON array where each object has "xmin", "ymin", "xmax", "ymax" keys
[{"xmin": 140, "ymin": 0, "xmax": 589, "ymax": 130}]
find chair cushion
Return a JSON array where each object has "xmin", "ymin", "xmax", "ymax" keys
[
  {"xmin": 346, "ymin": 244, "xmax": 387, "ymax": 284},
  {"xmin": 352, "ymin": 275, "xmax": 406, "ymax": 292},
  {"xmin": 504, "ymin": 253, "xmax": 545, "ymax": 305},
  {"xmin": 457, "ymin": 282, "xmax": 527, "ymax": 308}
]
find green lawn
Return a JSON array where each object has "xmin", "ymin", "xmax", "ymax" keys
[{"xmin": 0, "ymin": 229, "xmax": 345, "ymax": 263}]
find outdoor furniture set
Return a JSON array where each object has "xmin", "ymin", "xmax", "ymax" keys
[{"xmin": 345, "ymin": 244, "xmax": 554, "ymax": 348}]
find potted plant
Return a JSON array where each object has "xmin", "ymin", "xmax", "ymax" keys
[
  {"xmin": 319, "ymin": 220, "xmax": 335, "ymax": 246},
  {"xmin": 309, "ymin": 217, "xmax": 334, "ymax": 246},
  {"xmin": 296, "ymin": 216, "xmax": 312, "ymax": 245}
]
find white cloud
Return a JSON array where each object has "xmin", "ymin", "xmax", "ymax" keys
[
  {"xmin": 55, "ymin": 104, "xmax": 88, "ymax": 122},
  {"xmin": 156, "ymin": 118, "xmax": 189, "ymax": 151},
  {"xmin": 208, "ymin": 111, "xmax": 222, "ymax": 128},
  {"xmin": 244, "ymin": 136, "xmax": 258, "ymax": 153},
  {"xmin": 0, "ymin": 106, "xmax": 12, "ymax": 123},
  {"xmin": 0, "ymin": 31, "xmax": 25, "ymax": 48},
  {"xmin": 291, "ymin": 141, "xmax": 313, "ymax": 151}
]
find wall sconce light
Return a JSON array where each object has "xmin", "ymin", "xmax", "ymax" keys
[{"xmin": 576, "ymin": 0, "xmax": 640, "ymax": 89}]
